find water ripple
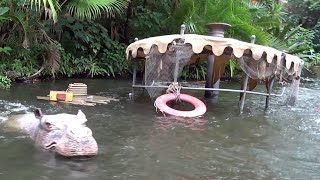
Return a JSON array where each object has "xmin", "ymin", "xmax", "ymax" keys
[{"xmin": 0, "ymin": 78, "xmax": 319, "ymax": 179}]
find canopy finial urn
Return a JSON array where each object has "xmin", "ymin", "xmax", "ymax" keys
[{"xmin": 206, "ymin": 23, "xmax": 232, "ymax": 37}]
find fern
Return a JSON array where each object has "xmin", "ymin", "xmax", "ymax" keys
[
  {"xmin": 25, "ymin": 0, "xmax": 127, "ymax": 22},
  {"xmin": 0, "ymin": 75, "xmax": 11, "ymax": 89},
  {"xmin": 67, "ymin": 0, "xmax": 128, "ymax": 20}
]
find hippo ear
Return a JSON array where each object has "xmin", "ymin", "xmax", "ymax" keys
[
  {"xmin": 34, "ymin": 108, "xmax": 43, "ymax": 119},
  {"xmin": 77, "ymin": 110, "xmax": 86, "ymax": 118}
]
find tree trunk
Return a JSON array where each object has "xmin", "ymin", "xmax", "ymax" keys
[
  {"xmin": 124, "ymin": 0, "xmax": 133, "ymax": 43},
  {"xmin": 143, "ymin": 0, "xmax": 147, "ymax": 7}
]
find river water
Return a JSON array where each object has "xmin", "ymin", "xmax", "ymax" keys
[{"xmin": 0, "ymin": 78, "xmax": 319, "ymax": 180}]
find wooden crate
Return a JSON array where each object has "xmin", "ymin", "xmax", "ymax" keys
[{"xmin": 67, "ymin": 83, "xmax": 87, "ymax": 96}]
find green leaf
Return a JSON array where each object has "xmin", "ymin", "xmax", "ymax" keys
[
  {"xmin": 0, "ymin": 7, "xmax": 9, "ymax": 16},
  {"xmin": 0, "ymin": 46, "xmax": 12, "ymax": 55}
]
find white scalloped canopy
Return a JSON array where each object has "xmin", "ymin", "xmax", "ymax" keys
[{"xmin": 126, "ymin": 34, "xmax": 304, "ymax": 72}]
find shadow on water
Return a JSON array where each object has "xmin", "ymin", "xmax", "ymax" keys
[{"xmin": 0, "ymin": 78, "xmax": 320, "ymax": 179}]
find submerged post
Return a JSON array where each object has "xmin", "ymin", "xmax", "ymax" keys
[
  {"xmin": 131, "ymin": 38, "xmax": 139, "ymax": 99},
  {"xmin": 205, "ymin": 55, "xmax": 215, "ymax": 98},
  {"xmin": 239, "ymin": 75, "xmax": 249, "ymax": 113},
  {"xmin": 265, "ymin": 76, "xmax": 275, "ymax": 109},
  {"xmin": 286, "ymin": 71, "xmax": 302, "ymax": 105},
  {"xmin": 205, "ymin": 23, "xmax": 231, "ymax": 100}
]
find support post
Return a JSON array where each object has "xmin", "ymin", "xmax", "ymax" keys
[
  {"xmin": 131, "ymin": 60, "xmax": 137, "ymax": 99},
  {"xmin": 239, "ymin": 35, "xmax": 256, "ymax": 113},
  {"xmin": 205, "ymin": 54, "xmax": 215, "ymax": 97},
  {"xmin": 212, "ymin": 72, "xmax": 221, "ymax": 98},
  {"xmin": 265, "ymin": 76, "xmax": 275, "ymax": 109},
  {"xmin": 172, "ymin": 25, "xmax": 186, "ymax": 83},
  {"xmin": 204, "ymin": 23, "xmax": 231, "ymax": 100},
  {"xmin": 130, "ymin": 38, "xmax": 139, "ymax": 100},
  {"xmin": 173, "ymin": 58, "xmax": 179, "ymax": 82},
  {"xmin": 239, "ymin": 74, "xmax": 249, "ymax": 113}
]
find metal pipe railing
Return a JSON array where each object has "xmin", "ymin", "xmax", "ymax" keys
[{"xmin": 132, "ymin": 84, "xmax": 286, "ymax": 97}]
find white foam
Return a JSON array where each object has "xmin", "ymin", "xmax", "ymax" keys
[{"xmin": 0, "ymin": 100, "xmax": 30, "ymax": 123}]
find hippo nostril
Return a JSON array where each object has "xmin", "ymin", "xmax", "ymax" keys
[
  {"xmin": 86, "ymin": 129, "xmax": 92, "ymax": 136},
  {"xmin": 45, "ymin": 142, "xmax": 57, "ymax": 149}
]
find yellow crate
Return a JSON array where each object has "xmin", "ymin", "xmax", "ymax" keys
[{"xmin": 49, "ymin": 91, "xmax": 73, "ymax": 102}]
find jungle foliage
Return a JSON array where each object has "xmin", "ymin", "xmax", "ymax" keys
[{"xmin": 0, "ymin": 0, "xmax": 319, "ymax": 88}]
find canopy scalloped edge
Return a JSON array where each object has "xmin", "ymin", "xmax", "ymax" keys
[{"xmin": 126, "ymin": 34, "xmax": 304, "ymax": 72}]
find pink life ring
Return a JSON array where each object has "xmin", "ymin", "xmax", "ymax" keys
[{"xmin": 155, "ymin": 93, "xmax": 207, "ymax": 117}]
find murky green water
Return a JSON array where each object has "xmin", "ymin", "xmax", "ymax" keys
[{"xmin": 0, "ymin": 78, "xmax": 319, "ymax": 180}]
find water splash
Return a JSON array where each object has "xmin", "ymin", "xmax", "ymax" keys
[{"xmin": 0, "ymin": 100, "xmax": 30, "ymax": 123}]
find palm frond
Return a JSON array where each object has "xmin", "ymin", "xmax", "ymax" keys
[
  {"xmin": 197, "ymin": 0, "xmax": 209, "ymax": 15},
  {"xmin": 283, "ymin": 24, "xmax": 302, "ymax": 41},
  {"xmin": 268, "ymin": 36, "xmax": 289, "ymax": 51},
  {"xmin": 67, "ymin": 0, "xmax": 128, "ymax": 20},
  {"xmin": 182, "ymin": 2, "xmax": 200, "ymax": 33},
  {"xmin": 24, "ymin": 0, "xmax": 61, "ymax": 23},
  {"xmin": 4, "ymin": 33, "xmax": 22, "ymax": 47},
  {"xmin": 8, "ymin": 8, "xmax": 31, "ymax": 48}
]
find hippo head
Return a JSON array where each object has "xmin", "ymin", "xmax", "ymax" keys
[{"xmin": 34, "ymin": 109, "xmax": 98, "ymax": 157}]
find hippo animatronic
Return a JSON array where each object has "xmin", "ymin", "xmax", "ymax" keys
[{"xmin": 12, "ymin": 109, "xmax": 98, "ymax": 157}]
